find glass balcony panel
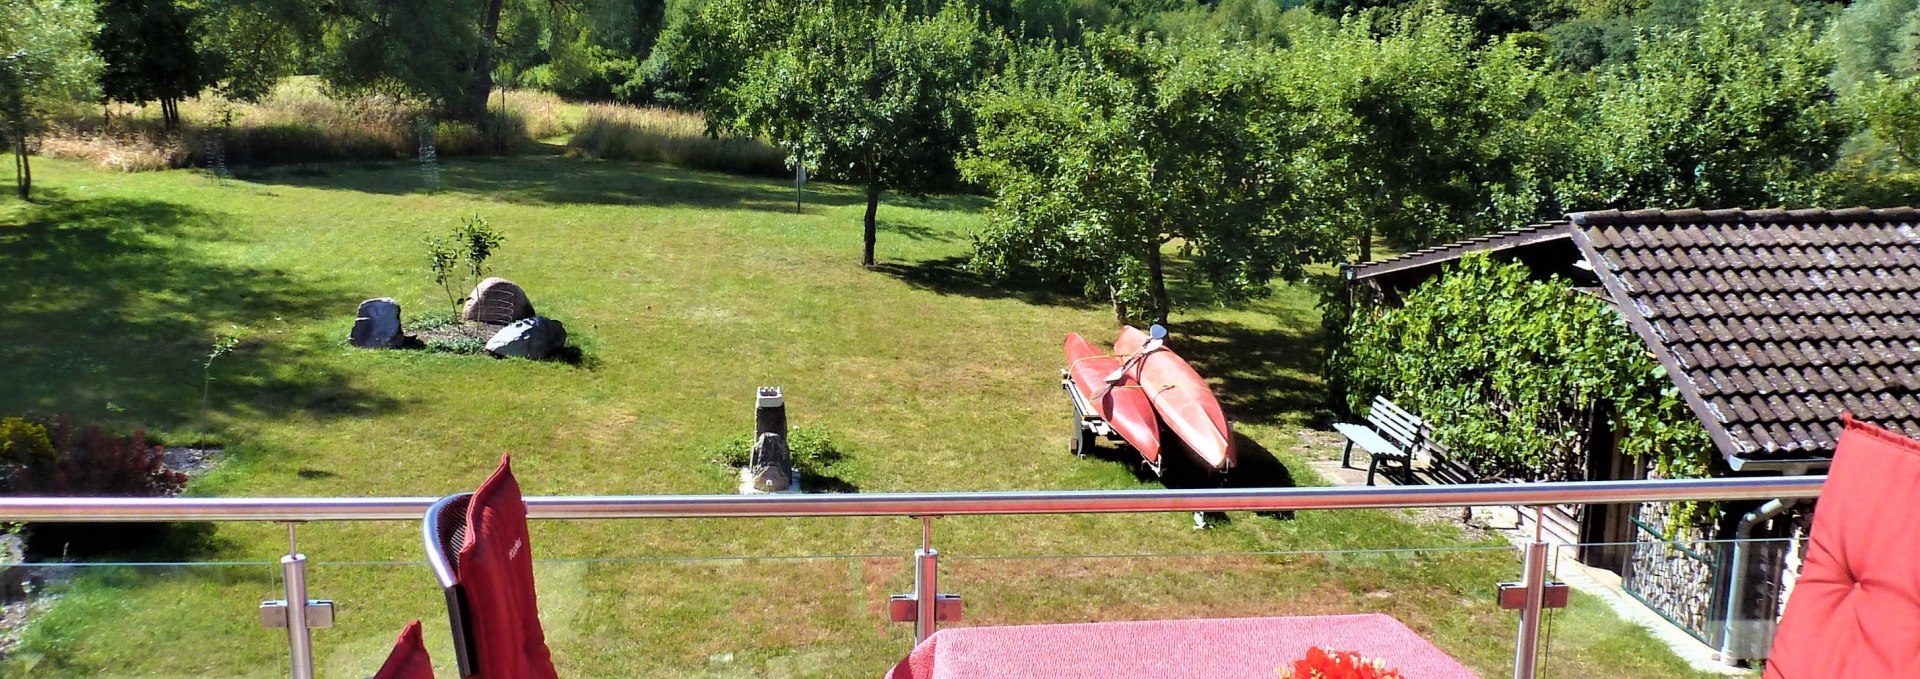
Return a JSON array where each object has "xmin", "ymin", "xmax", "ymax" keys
[
  {"xmin": 0, "ymin": 508, "xmax": 1806, "ymax": 678},
  {"xmin": 0, "ymin": 561, "xmax": 286, "ymax": 678},
  {"xmin": 1540, "ymin": 535, "xmax": 1798, "ymax": 679},
  {"xmin": 941, "ymin": 544, "xmax": 1528, "ymax": 677},
  {"xmin": 310, "ymin": 554, "xmax": 912, "ymax": 678}
]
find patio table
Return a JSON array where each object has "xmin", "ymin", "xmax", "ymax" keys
[{"xmin": 884, "ymin": 613, "xmax": 1479, "ymax": 679}]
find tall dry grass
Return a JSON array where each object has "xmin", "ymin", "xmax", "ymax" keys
[
  {"xmin": 36, "ymin": 79, "xmax": 786, "ymax": 179},
  {"xmin": 566, "ymin": 104, "xmax": 787, "ymax": 177},
  {"xmin": 496, "ymin": 89, "xmax": 572, "ymax": 141},
  {"xmin": 37, "ymin": 131, "xmax": 186, "ymax": 172},
  {"xmin": 38, "ymin": 81, "xmax": 566, "ymax": 171}
]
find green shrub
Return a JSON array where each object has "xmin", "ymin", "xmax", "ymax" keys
[
  {"xmin": 0, "ymin": 418, "xmax": 56, "ymax": 466},
  {"xmin": 709, "ymin": 426, "xmax": 843, "ymax": 477},
  {"xmin": 1330, "ymin": 254, "xmax": 1718, "ymax": 525},
  {"xmin": 1332, "ymin": 255, "xmax": 1713, "ymax": 476},
  {"xmin": 423, "ymin": 337, "xmax": 488, "ymax": 355},
  {"xmin": 424, "ymin": 214, "xmax": 506, "ymax": 312},
  {"xmin": 406, "ymin": 308, "xmax": 462, "ymax": 334}
]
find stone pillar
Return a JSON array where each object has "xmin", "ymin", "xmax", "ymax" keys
[{"xmin": 748, "ymin": 387, "xmax": 793, "ymax": 492}]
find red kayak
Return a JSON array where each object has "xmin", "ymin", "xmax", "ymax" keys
[
  {"xmin": 1115, "ymin": 326, "xmax": 1235, "ymax": 472},
  {"xmin": 1064, "ymin": 333, "xmax": 1162, "ymax": 463}
]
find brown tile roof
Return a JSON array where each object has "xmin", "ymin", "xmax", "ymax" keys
[{"xmin": 1352, "ymin": 207, "xmax": 1920, "ymax": 465}]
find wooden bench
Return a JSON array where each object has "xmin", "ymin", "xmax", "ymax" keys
[{"xmin": 1333, "ymin": 396, "xmax": 1427, "ymax": 486}]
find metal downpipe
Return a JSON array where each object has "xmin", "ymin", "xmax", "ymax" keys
[{"xmin": 1719, "ymin": 497, "xmax": 1800, "ymax": 665}]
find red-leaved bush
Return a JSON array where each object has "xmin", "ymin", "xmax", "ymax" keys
[
  {"xmin": 5, "ymin": 417, "xmax": 187, "ymax": 497},
  {"xmin": 1279, "ymin": 647, "xmax": 1407, "ymax": 679}
]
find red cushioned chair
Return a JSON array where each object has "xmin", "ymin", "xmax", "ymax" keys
[
  {"xmin": 1763, "ymin": 414, "xmax": 1920, "ymax": 678},
  {"xmin": 424, "ymin": 456, "xmax": 560, "ymax": 679},
  {"xmin": 369, "ymin": 620, "xmax": 434, "ymax": 679}
]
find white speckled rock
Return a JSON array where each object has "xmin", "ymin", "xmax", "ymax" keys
[{"xmin": 486, "ymin": 316, "xmax": 567, "ymax": 359}]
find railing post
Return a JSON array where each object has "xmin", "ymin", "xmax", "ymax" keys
[
  {"xmin": 281, "ymin": 523, "xmax": 315, "ymax": 679},
  {"xmin": 913, "ymin": 516, "xmax": 938, "ymax": 644},
  {"xmin": 1512, "ymin": 507, "xmax": 1548, "ymax": 679}
]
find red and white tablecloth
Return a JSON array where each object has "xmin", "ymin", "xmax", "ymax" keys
[{"xmin": 885, "ymin": 613, "xmax": 1479, "ymax": 679}]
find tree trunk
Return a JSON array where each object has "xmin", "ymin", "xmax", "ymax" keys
[
  {"xmin": 14, "ymin": 132, "xmax": 30, "ymax": 201},
  {"xmin": 1359, "ymin": 222, "xmax": 1374, "ymax": 263},
  {"xmin": 464, "ymin": 0, "xmax": 508, "ymax": 122},
  {"xmin": 1145, "ymin": 241, "xmax": 1169, "ymax": 326},
  {"xmin": 1109, "ymin": 286, "xmax": 1130, "ymax": 327},
  {"xmin": 862, "ymin": 185, "xmax": 881, "ymax": 268}
]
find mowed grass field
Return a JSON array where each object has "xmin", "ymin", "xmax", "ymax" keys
[{"xmin": 0, "ymin": 156, "xmax": 1717, "ymax": 678}]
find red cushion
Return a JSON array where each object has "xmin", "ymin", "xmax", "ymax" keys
[
  {"xmin": 458, "ymin": 456, "xmax": 560, "ymax": 679},
  {"xmin": 1764, "ymin": 415, "xmax": 1920, "ymax": 678},
  {"xmin": 371, "ymin": 620, "xmax": 434, "ymax": 679}
]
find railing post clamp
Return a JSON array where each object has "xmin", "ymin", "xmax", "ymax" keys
[
  {"xmin": 1496, "ymin": 581, "xmax": 1569, "ymax": 610},
  {"xmin": 259, "ymin": 597, "xmax": 336, "ymax": 630},
  {"xmin": 890, "ymin": 516, "xmax": 961, "ymax": 644}
]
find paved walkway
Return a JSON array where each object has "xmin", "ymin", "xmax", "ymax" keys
[{"xmin": 1297, "ymin": 434, "xmax": 1751, "ymax": 676}]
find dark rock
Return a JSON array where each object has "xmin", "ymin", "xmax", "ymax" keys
[
  {"xmin": 486, "ymin": 316, "xmax": 567, "ymax": 360},
  {"xmin": 348, "ymin": 298, "xmax": 404, "ymax": 348},
  {"xmin": 462, "ymin": 277, "xmax": 535, "ymax": 326}
]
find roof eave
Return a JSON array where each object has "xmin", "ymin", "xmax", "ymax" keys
[
  {"xmin": 1349, "ymin": 223, "xmax": 1577, "ymax": 281},
  {"xmin": 1726, "ymin": 455, "xmax": 1831, "ymax": 474},
  {"xmin": 1566, "ymin": 227, "xmax": 1753, "ymax": 467}
]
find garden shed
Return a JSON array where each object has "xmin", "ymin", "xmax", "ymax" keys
[{"xmin": 1343, "ymin": 207, "xmax": 1920, "ymax": 663}]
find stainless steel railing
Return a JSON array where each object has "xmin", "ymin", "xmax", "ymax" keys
[
  {"xmin": 0, "ymin": 476, "xmax": 1826, "ymax": 679},
  {"xmin": 0, "ymin": 476, "xmax": 1824, "ymax": 521}
]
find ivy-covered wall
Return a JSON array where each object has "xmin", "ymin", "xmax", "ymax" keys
[{"xmin": 1329, "ymin": 255, "xmax": 1717, "ymax": 502}]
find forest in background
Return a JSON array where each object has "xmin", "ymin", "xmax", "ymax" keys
[{"xmin": 8, "ymin": 0, "xmax": 1920, "ymax": 322}]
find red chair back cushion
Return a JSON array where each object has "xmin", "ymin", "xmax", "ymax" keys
[
  {"xmin": 1764, "ymin": 415, "xmax": 1920, "ymax": 678},
  {"xmin": 371, "ymin": 620, "xmax": 434, "ymax": 679},
  {"xmin": 458, "ymin": 456, "xmax": 560, "ymax": 679}
]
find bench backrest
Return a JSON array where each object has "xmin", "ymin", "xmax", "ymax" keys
[
  {"xmin": 1368, "ymin": 396, "xmax": 1483, "ymax": 481},
  {"xmin": 1366, "ymin": 396, "xmax": 1425, "ymax": 448}
]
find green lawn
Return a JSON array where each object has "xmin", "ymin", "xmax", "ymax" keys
[{"xmin": 0, "ymin": 156, "xmax": 1715, "ymax": 678}]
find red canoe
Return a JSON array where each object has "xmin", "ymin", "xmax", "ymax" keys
[
  {"xmin": 1115, "ymin": 326, "xmax": 1235, "ymax": 472},
  {"xmin": 1064, "ymin": 333, "xmax": 1162, "ymax": 463}
]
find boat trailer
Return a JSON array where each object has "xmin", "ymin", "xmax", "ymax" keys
[{"xmin": 1061, "ymin": 369, "xmax": 1164, "ymax": 478}]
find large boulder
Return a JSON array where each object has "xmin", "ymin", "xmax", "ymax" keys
[
  {"xmin": 462, "ymin": 277, "xmax": 535, "ymax": 326},
  {"xmin": 348, "ymin": 298, "xmax": 404, "ymax": 348},
  {"xmin": 486, "ymin": 316, "xmax": 567, "ymax": 360}
]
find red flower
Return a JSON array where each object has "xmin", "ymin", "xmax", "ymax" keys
[{"xmin": 1278, "ymin": 647, "xmax": 1406, "ymax": 679}]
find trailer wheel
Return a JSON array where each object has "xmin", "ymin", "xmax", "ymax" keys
[{"xmin": 1069, "ymin": 419, "xmax": 1094, "ymax": 458}]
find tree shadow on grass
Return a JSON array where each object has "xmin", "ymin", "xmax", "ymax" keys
[
  {"xmin": 875, "ymin": 219, "xmax": 960, "ymax": 244},
  {"xmin": 239, "ymin": 156, "xmax": 868, "ymax": 213},
  {"xmin": 1085, "ymin": 431, "xmax": 1296, "ymax": 523},
  {"xmin": 1223, "ymin": 433, "xmax": 1300, "ymax": 521},
  {"xmin": 0, "ymin": 190, "xmax": 401, "ymax": 430},
  {"xmin": 26, "ymin": 521, "xmax": 233, "ymax": 561},
  {"xmin": 803, "ymin": 471, "xmax": 860, "ymax": 494},
  {"xmin": 1172, "ymin": 317, "xmax": 1330, "ymax": 429},
  {"xmin": 890, "ymin": 191, "xmax": 991, "ymax": 213},
  {"xmin": 872, "ymin": 256, "xmax": 1096, "ymax": 309}
]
